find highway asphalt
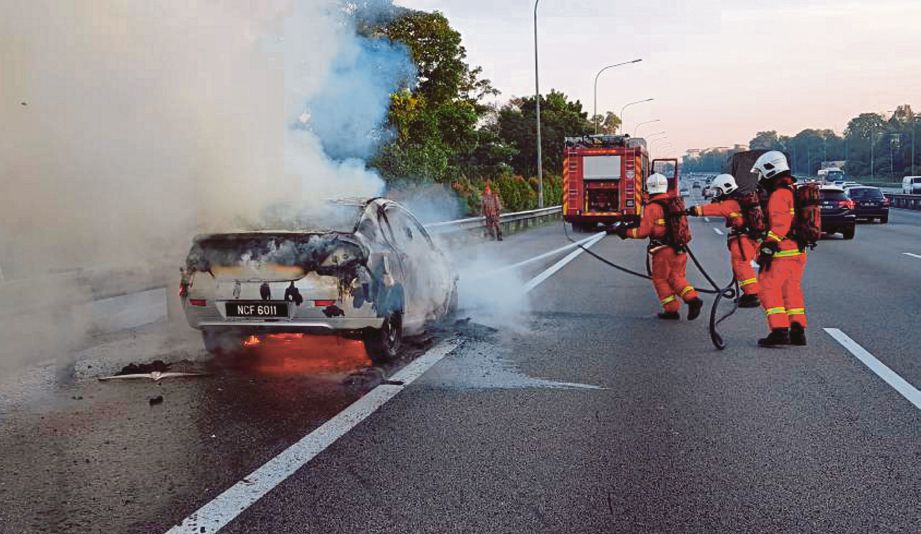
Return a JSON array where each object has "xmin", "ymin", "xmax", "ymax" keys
[{"xmin": 2, "ymin": 208, "xmax": 921, "ymax": 533}]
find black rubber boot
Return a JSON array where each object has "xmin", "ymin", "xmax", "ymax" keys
[
  {"xmin": 738, "ymin": 294, "xmax": 761, "ymax": 308},
  {"xmin": 790, "ymin": 323, "xmax": 807, "ymax": 346},
  {"xmin": 657, "ymin": 311, "xmax": 680, "ymax": 320},
  {"xmin": 758, "ymin": 328, "xmax": 790, "ymax": 347},
  {"xmin": 686, "ymin": 298, "xmax": 704, "ymax": 321}
]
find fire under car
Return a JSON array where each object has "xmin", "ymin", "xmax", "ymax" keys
[{"xmin": 179, "ymin": 198, "xmax": 458, "ymax": 363}]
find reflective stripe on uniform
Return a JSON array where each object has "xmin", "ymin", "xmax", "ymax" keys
[
  {"xmin": 739, "ymin": 277, "xmax": 758, "ymax": 287},
  {"xmin": 655, "ymin": 219, "xmax": 666, "ymax": 225},
  {"xmin": 774, "ymin": 249, "xmax": 803, "ymax": 258},
  {"xmin": 786, "ymin": 308, "xmax": 805, "ymax": 316},
  {"xmin": 789, "ymin": 208, "xmax": 796, "ymax": 214},
  {"xmin": 767, "ymin": 231, "xmax": 786, "ymax": 242},
  {"xmin": 729, "ymin": 212, "xmax": 742, "ymax": 218},
  {"xmin": 765, "ymin": 307, "xmax": 786, "ymax": 316},
  {"xmin": 679, "ymin": 285, "xmax": 695, "ymax": 297},
  {"xmin": 661, "ymin": 295, "xmax": 677, "ymax": 305}
]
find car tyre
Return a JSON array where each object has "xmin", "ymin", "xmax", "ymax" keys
[
  {"xmin": 842, "ymin": 226, "xmax": 856, "ymax": 240},
  {"xmin": 880, "ymin": 215, "xmax": 889, "ymax": 224},
  {"xmin": 363, "ymin": 310, "xmax": 403, "ymax": 364}
]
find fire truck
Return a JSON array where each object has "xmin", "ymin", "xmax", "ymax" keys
[{"xmin": 562, "ymin": 135, "xmax": 678, "ymax": 232}]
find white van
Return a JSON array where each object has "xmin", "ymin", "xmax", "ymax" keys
[{"xmin": 903, "ymin": 176, "xmax": 921, "ymax": 194}]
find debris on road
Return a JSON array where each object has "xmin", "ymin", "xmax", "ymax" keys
[
  {"xmin": 99, "ymin": 371, "xmax": 209, "ymax": 382},
  {"xmin": 148, "ymin": 395, "xmax": 164, "ymax": 406}
]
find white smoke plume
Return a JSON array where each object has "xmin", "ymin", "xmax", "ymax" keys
[{"xmin": 0, "ymin": 0, "xmax": 415, "ymax": 372}]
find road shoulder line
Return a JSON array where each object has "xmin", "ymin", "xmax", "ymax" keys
[
  {"xmin": 824, "ymin": 328, "xmax": 921, "ymax": 411},
  {"xmin": 165, "ymin": 340, "xmax": 459, "ymax": 534},
  {"xmin": 523, "ymin": 232, "xmax": 606, "ymax": 293}
]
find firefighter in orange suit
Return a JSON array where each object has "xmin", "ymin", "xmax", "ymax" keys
[
  {"xmin": 613, "ymin": 173, "xmax": 704, "ymax": 320},
  {"xmin": 751, "ymin": 151, "xmax": 807, "ymax": 347},
  {"xmin": 686, "ymin": 173, "xmax": 761, "ymax": 308}
]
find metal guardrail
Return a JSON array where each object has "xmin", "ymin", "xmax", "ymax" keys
[
  {"xmin": 884, "ymin": 194, "xmax": 921, "ymax": 210},
  {"xmin": 424, "ymin": 206, "xmax": 562, "ymax": 234}
]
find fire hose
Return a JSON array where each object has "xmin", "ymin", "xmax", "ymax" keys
[{"xmin": 561, "ymin": 221, "xmax": 739, "ymax": 350}]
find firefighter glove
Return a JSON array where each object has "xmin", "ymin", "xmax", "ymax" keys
[
  {"xmin": 684, "ymin": 206, "xmax": 698, "ymax": 216},
  {"xmin": 756, "ymin": 241, "xmax": 779, "ymax": 270}
]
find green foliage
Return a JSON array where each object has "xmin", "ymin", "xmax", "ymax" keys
[
  {"xmin": 370, "ymin": 10, "xmax": 499, "ymax": 184},
  {"xmin": 497, "ymin": 90, "xmax": 594, "ymax": 178}
]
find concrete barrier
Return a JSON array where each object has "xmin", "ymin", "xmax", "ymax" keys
[{"xmin": 885, "ymin": 194, "xmax": 921, "ymax": 210}]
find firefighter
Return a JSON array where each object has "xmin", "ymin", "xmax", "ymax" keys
[
  {"xmin": 613, "ymin": 173, "xmax": 703, "ymax": 320},
  {"xmin": 685, "ymin": 173, "xmax": 761, "ymax": 308},
  {"xmin": 481, "ymin": 182, "xmax": 503, "ymax": 241},
  {"xmin": 751, "ymin": 151, "xmax": 807, "ymax": 347}
]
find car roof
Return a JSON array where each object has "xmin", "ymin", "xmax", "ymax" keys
[{"xmin": 821, "ymin": 186, "xmax": 845, "ymax": 192}]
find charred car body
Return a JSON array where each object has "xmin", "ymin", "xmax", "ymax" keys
[{"xmin": 180, "ymin": 198, "xmax": 457, "ymax": 362}]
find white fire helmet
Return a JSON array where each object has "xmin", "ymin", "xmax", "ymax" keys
[
  {"xmin": 646, "ymin": 172, "xmax": 669, "ymax": 195},
  {"xmin": 712, "ymin": 173, "xmax": 739, "ymax": 197},
  {"xmin": 751, "ymin": 150, "xmax": 790, "ymax": 180}
]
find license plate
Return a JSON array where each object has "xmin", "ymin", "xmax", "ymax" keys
[
  {"xmin": 863, "ymin": 202, "xmax": 877, "ymax": 207},
  {"xmin": 225, "ymin": 302, "xmax": 289, "ymax": 318}
]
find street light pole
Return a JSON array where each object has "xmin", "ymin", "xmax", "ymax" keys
[
  {"xmin": 533, "ymin": 0, "xmax": 543, "ymax": 208},
  {"xmin": 620, "ymin": 98, "xmax": 654, "ymax": 135},
  {"xmin": 634, "ymin": 119, "xmax": 660, "ymax": 137},
  {"xmin": 592, "ymin": 59, "xmax": 642, "ymax": 134}
]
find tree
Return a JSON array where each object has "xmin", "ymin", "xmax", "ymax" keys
[
  {"xmin": 749, "ymin": 131, "xmax": 781, "ymax": 150},
  {"xmin": 590, "ymin": 112, "xmax": 622, "ymax": 135},
  {"xmin": 370, "ymin": 10, "xmax": 499, "ymax": 183},
  {"xmin": 497, "ymin": 90, "xmax": 594, "ymax": 178}
]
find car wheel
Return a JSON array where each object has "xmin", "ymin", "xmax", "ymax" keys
[
  {"xmin": 842, "ymin": 226, "xmax": 856, "ymax": 240},
  {"xmin": 363, "ymin": 310, "xmax": 403, "ymax": 364},
  {"xmin": 202, "ymin": 330, "xmax": 244, "ymax": 356},
  {"xmin": 880, "ymin": 216, "xmax": 889, "ymax": 224}
]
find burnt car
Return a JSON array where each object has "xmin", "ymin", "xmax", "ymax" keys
[
  {"xmin": 180, "ymin": 198, "xmax": 457, "ymax": 363},
  {"xmin": 845, "ymin": 186, "xmax": 889, "ymax": 223}
]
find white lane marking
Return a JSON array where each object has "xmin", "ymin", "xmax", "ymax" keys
[
  {"xmin": 496, "ymin": 232, "xmax": 606, "ymax": 272},
  {"xmin": 703, "ymin": 217, "xmax": 711, "ymax": 223},
  {"xmin": 713, "ymin": 228, "xmax": 724, "ymax": 236},
  {"xmin": 166, "ymin": 340, "xmax": 459, "ymax": 534},
  {"xmin": 524, "ymin": 232, "xmax": 606, "ymax": 293},
  {"xmin": 903, "ymin": 252, "xmax": 921, "ymax": 260},
  {"xmin": 824, "ymin": 328, "xmax": 921, "ymax": 411}
]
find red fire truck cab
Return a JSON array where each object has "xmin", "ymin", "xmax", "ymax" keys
[{"xmin": 562, "ymin": 135, "xmax": 678, "ymax": 232}]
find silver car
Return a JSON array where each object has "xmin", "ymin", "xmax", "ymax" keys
[{"xmin": 180, "ymin": 198, "xmax": 457, "ymax": 363}]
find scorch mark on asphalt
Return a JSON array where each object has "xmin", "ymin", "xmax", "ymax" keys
[
  {"xmin": 825, "ymin": 328, "xmax": 921, "ymax": 411},
  {"xmin": 166, "ymin": 235, "xmax": 603, "ymax": 533}
]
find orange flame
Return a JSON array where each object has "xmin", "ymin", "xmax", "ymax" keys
[{"xmin": 238, "ymin": 333, "xmax": 369, "ymax": 376}]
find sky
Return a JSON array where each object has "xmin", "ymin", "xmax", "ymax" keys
[{"xmin": 395, "ymin": 0, "xmax": 921, "ymax": 157}]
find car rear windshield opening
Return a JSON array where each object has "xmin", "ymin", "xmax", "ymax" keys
[
  {"xmin": 187, "ymin": 234, "xmax": 360, "ymax": 271},
  {"xmin": 847, "ymin": 188, "xmax": 884, "ymax": 199},
  {"xmin": 821, "ymin": 191, "xmax": 848, "ymax": 201}
]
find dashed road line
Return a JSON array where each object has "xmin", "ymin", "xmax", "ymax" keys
[
  {"xmin": 713, "ymin": 228, "xmax": 724, "ymax": 236},
  {"xmin": 524, "ymin": 232, "xmax": 606, "ymax": 292},
  {"xmin": 164, "ymin": 340, "xmax": 459, "ymax": 534},
  {"xmin": 703, "ymin": 217, "xmax": 711, "ymax": 223},
  {"xmin": 902, "ymin": 252, "xmax": 921, "ymax": 260},
  {"xmin": 825, "ymin": 328, "xmax": 921, "ymax": 411}
]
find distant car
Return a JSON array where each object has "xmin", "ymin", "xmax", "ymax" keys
[
  {"xmin": 845, "ymin": 186, "xmax": 889, "ymax": 223},
  {"xmin": 692, "ymin": 181, "xmax": 701, "ymax": 189},
  {"xmin": 180, "ymin": 198, "xmax": 458, "ymax": 363},
  {"xmin": 840, "ymin": 181, "xmax": 861, "ymax": 189},
  {"xmin": 903, "ymin": 176, "xmax": 921, "ymax": 194},
  {"xmin": 819, "ymin": 186, "xmax": 856, "ymax": 239},
  {"xmin": 679, "ymin": 187, "xmax": 690, "ymax": 197}
]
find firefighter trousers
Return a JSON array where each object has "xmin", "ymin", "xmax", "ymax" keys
[
  {"xmin": 650, "ymin": 247, "xmax": 699, "ymax": 313},
  {"xmin": 758, "ymin": 254, "xmax": 807, "ymax": 330},
  {"xmin": 728, "ymin": 235, "xmax": 759, "ymax": 296},
  {"xmin": 485, "ymin": 217, "xmax": 502, "ymax": 240}
]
